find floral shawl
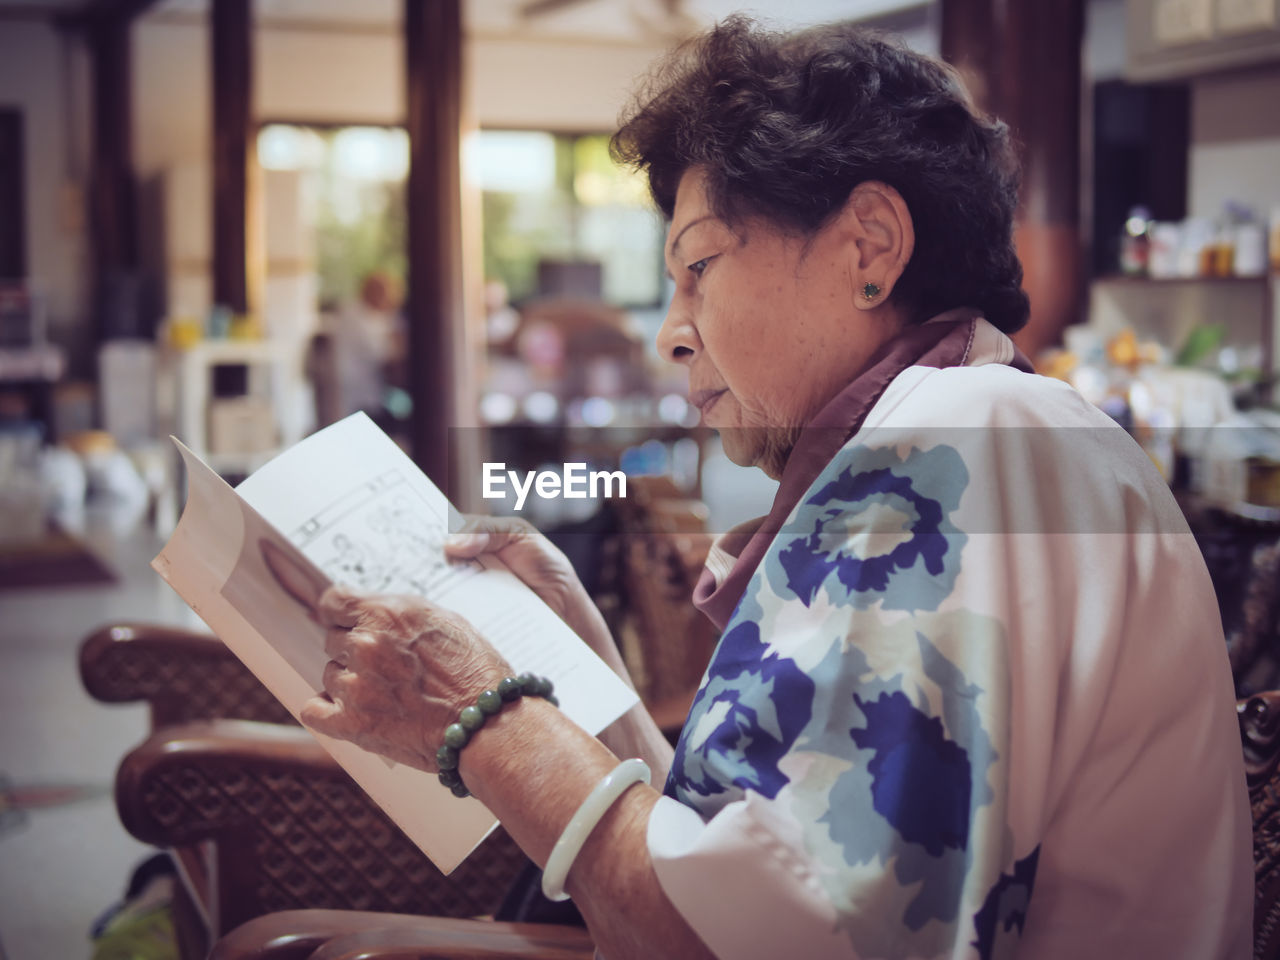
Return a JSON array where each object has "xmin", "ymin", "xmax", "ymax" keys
[{"xmin": 645, "ymin": 317, "xmax": 1252, "ymax": 960}]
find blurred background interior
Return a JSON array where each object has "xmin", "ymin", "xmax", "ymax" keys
[{"xmin": 0, "ymin": 0, "xmax": 1279, "ymax": 956}]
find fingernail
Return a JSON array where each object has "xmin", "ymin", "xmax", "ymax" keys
[{"xmin": 445, "ymin": 532, "xmax": 489, "ymax": 550}]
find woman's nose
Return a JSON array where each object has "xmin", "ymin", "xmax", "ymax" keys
[{"xmin": 656, "ymin": 299, "xmax": 698, "ymax": 365}]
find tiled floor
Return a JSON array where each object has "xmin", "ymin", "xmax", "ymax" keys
[{"xmin": 0, "ymin": 508, "xmax": 200, "ymax": 960}]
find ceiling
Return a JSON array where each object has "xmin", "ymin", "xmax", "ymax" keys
[
  {"xmin": 125, "ymin": 0, "xmax": 930, "ymax": 42},
  {"xmin": 469, "ymin": 0, "xmax": 928, "ymax": 37},
  {"xmin": 0, "ymin": 0, "xmax": 97, "ymax": 12}
]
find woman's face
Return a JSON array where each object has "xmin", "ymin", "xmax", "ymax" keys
[{"xmin": 656, "ymin": 168, "xmax": 910, "ymax": 478}]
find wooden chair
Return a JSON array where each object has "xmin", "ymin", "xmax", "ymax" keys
[
  {"xmin": 209, "ymin": 911, "xmax": 592, "ymax": 960},
  {"xmin": 607, "ymin": 476, "xmax": 718, "ymax": 735},
  {"xmin": 80, "ymin": 622, "xmax": 295, "ymax": 728},
  {"xmin": 81, "ymin": 623, "xmax": 301, "ymax": 957},
  {"xmin": 1241, "ymin": 689, "xmax": 1280, "ymax": 958},
  {"xmin": 82, "ymin": 625, "xmax": 527, "ymax": 959},
  {"xmin": 115, "ymin": 719, "xmax": 527, "ymax": 959},
  {"xmin": 506, "ymin": 298, "xmax": 649, "ymax": 402}
]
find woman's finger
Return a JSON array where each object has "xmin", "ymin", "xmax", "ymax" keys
[
  {"xmin": 443, "ymin": 531, "xmax": 490, "ymax": 556},
  {"xmin": 299, "ymin": 694, "xmax": 360, "ymax": 741},
  {"xmin": 444, "ymin": 515, "xmax": 537, "ymax": 558},
  {"xmin": 318, "ymin": 584, "xmax": 364, "ymax": 628},
  {"xmin": 322, "ymin": 626, "xmax": 380, "ymax": 667},
  {"xmin": 321, "ymin": 659, "xmax": 360, "ymax": 702},
  {"xmin": 324, "ymin": 626, "xmax": 353, "ymax": 664}
]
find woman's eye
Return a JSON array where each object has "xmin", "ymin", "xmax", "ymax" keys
[{"xmin": 688, "ymin": 256, "xmax": 714, "ymax": 278}]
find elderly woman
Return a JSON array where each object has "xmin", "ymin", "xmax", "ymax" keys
[{"xmin": 302, "ymin": 18, "xmax": 1251, "ymax": 960}]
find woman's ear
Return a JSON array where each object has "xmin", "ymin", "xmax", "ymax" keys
[{"xmin": 842, "ymin": 181, "xmax": 915, "ymax": 310}]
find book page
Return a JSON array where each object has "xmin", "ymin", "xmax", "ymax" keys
[
  {"xmin": 152, "ymin": 413, "xmax": 639, "ymax": 873},
  {"xmin": 236, "ymin": 413, "xmax": 635, "ymax": 736}
]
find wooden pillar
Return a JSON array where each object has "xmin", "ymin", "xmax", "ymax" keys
[
  {"xmin": 404, "ymin": 0, "xmax": 465, "ymax": 493},
  {"xmin": 87, "ymin": 12, "xmax": 138, "ymax": 338},
  {"xmin": 942, "ymin": 0, "xmax": 1086, "ymax": 360},
  {"xmin": 939, "ymin": 0, "xmax": 999, "ymax": 116},
  {"xmin": 0, "ymin": 110, "xmax": 24, "ymax": 280},
  {"xmin": 1004, "ymin": 0, "xmax": 1086, "ymax": 360},
  {"xmin": 211, "ymin": 0, "xmax": 251, "ymax": 314}
]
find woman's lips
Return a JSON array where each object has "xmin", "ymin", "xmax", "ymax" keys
[{"xmin": 690, "ymin": 388, "xmax": 727, "ymax": 415}]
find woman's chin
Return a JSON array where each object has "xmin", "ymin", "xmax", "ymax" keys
[
  {"xmin": 719, "ymin": 430, "xmax": 757, "ymax": 467},
  {"xmin": 720, "ymin": 427, "xmax": 792, "ymax": 480}
]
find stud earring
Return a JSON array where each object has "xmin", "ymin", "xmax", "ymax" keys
[{"xmin": 862, "ymin": 282, "xmax": 881, "ymax": 302}]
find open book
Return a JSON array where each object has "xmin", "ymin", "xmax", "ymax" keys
[{"xmin": 152, "ymin": 412, "xmax": 639, "ymax": 873}]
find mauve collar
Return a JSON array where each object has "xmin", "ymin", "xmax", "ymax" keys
[{"xmin": 691, "ymin": 312, "xmax": 1031, "ymax": 631}]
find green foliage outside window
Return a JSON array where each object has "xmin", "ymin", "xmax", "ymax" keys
[
  {"xmin": 480, "ymin": 131, "xmax": 662, "ymax": 307},
  {"xmin": 315, "ymin": 178, "xmax": 406, "ymax": 308},
  {"xmin": 258, "ymin": 124, "xmax": 661, "ymax": 311}
]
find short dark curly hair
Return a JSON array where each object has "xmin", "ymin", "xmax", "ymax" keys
[{"xmin": 611, "ymin": 16, "xmax": 1030, "ymax": 334}]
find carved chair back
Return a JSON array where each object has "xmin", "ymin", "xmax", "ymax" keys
[
  {"xmin": 83, "ymin": 626, "xmax": 526, "ymax": 959},
  {"xmin": 80, "ymin": 623, "xmax": 295, "ymax": 728},
  {"xmin": 1240, "ymin": 690, "xmax": 1280, "ymax": 958},
  {"xmin": 608, "ymin": 476, "xmax": 719, "ymax": 731},
  {"xmin": 116, "ymin": 721, "xmax": 526, "ymax": 957}
]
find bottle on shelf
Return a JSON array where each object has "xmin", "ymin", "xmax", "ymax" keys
[
  {"xmin": 1269, "ymin": 204, "xmax": 1280, "ymax": 274},
  {"xmin": 1209, "ymin": 220, "xmax": 1235, "ymax": 278},
  {"xmin": 1235, "ymin": 218, "xmax": 1267, "ymax": 278},
  {"xmin": 1120, "ymin": 205, "xmax": 1152, "ymax": 276}
]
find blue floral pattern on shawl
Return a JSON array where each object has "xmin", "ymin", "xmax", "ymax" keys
[
  {"xmin": 774, "ymin": 444, "xmax": 968, "ymax": 612},
  {"xmin": 666, "ymin": 439, "xmax": 1035, "ymax": 958},
  {"xmin": 665, "ymin": 615, "xmax": 815, "ymax": 806}
]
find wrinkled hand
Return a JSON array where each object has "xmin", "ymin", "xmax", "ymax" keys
[
  {"xmin": 445, "ymin": 516, "xmax": 593, "ymax": 636},
  {"xmin": 299, "ymin": 585, "xmax": 512, "ymax": 773},
  {"xmin": 445, "ymin": 516, "xmax": 636, "ymax": 693}
]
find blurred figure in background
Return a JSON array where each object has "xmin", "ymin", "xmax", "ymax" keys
[{"xmin": 308, "ymin": 270, "xmax": 406, "ymax": 430}]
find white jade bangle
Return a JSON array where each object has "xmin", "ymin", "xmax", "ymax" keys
[{"xmin": 541, "ymin": 758, "xmax": 651, "ymax": 902}]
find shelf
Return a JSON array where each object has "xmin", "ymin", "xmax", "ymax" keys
[
  {"xmin": 1127, "ymin": 0, "xmax": 1280, "ymax": 82},
  {"xmin": 1177, "ymin": 490, "xmax": 1280, "ymax": 527},
  {"xmin": 0, "ymin": 344, "xmax": 65, "ymax": 382},
  {"xmin": 1094, "ymin": 274, "xmax": 1275, "ymax": 286},
  {"xmin": 171, "ymin": 339, "xmax": 294, "ymax": 363}
]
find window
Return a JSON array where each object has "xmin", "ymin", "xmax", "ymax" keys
[
  {"xmin": 257, "ymin": 124, "xmax": 664, "ymax": 312},
  {"xmin": 258, "ymin": 123, "xmax": 407, "ymax": 308},
  {"xmin": 471, "ymin": 130, "xmax": 664, "ymax": 308}
]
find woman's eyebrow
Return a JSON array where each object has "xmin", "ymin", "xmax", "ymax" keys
[{"xmin": 666, "ymin": 215, "xmax": 717, "ymax": 263}]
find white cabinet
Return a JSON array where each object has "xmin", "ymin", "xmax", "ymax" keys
[
  {"xmin": 161, "ymin": 338, "xmax": 304, "ymax": 476},
  {"xmin": 1129, "ymin": 0, "xmax": 1280, "ymax": 78}
]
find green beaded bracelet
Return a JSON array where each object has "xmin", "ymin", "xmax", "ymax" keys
[{"xmin": 437, "ymin": 674, "xmax": 557, "ymax": 798}]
